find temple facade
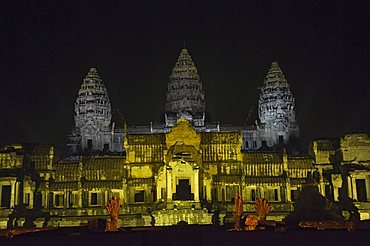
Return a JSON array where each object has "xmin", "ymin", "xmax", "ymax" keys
[
  {"xmin": 310, "ymin": 133, "xmax": 370, "ymax": 220},
  {"xmin": 1, "ymin": 48, "xmax": 369, "ymax": 228}
]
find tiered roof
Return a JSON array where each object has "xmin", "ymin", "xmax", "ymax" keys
[
  {"xmin": 258, "ymin": 62, "xmax": 297, "ymax": 126},
  {"xmin": 165, "ymin": 48, "xmax": 205, "ymax": 115},
  {"xmin": 74, "ymin": 67, "xmax": 112, "ymax": 129}
]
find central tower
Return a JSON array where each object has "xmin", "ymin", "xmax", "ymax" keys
[{"xmin": 165, "ymin": 48, "xmax": 206, "ymax": 127}]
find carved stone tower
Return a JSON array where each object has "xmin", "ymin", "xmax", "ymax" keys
[
  {"xmin": 165, "ymin": 48, "xmax": 206, "ymax": 127},
  {"xmin": 72, "ymin": 67, "xmax": 113, "ymax": 151},
  {"xmin": 258, "ymin": 62, "xmax": 299, "ymax": 146},
  {"xmin": 75, "ymin": 67, "xmax": 112, "ymax": 130}
]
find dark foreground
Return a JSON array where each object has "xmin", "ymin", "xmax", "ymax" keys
[{"xmin": 1, "ymin": 225, "xmax": 370, "ymax": 246}]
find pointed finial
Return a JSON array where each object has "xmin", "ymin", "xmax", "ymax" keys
[
  {"xmin": 271, "ymin": 61, "xmax": 280, "ymax": 70},
  {"xmin": 183, "ymin": 41, "xmax": 186, "ymax": 49},
  {"xmin": 88, "ymin": 67, "xmax": 98, "ymax": 74}
]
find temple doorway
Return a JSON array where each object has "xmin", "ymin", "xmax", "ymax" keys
[
  {"xmin": 174, "ymin": 179, "xmax": 194, "ymax": 200},
  {"xmin": 1, "ymin": 185, "xmax": 11, "ymax": 208},
  {"xmin": 356, "ymin": 179, "xmax": 367, "ymax": 202}
]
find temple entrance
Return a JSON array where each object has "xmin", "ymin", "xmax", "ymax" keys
[
  {"xmin": 1, "ymin": 185, "xmax": 11, "ymax": 208},
  {"xmin": 163, "ymin": 128, "xmax": 202, "ymax": 203},
  {"xmin": 174, "ymin": 179, "xmax": 194, "ymax": 200},
  {"xmin": 356, "ymin": 179, "xmax": 367, "ymax": 202}
]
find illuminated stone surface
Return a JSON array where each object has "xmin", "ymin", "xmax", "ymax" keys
[
  {"xmin": 67, "ymin": 68, "xmax": 124, "ymax": 154},
  {"xmin": 165, "ymin": 48, "xmax": 206, "ymax": 127},
  {"xmin": 241, "ymin": 62, "xmax": 300, "ymax": 150},
  {"xmin": 258, "ymin": 62, "xmax": 299, "ymax": 147},
  {"xmin": 311, "ymin": 134, "xmax": 370, "ymax": 220}
]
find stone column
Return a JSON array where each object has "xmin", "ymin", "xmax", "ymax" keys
[
  {"xmin": 14, "ymin": 181, "xmax": 20, "ymax": 207},
  {"xmin": 194, "ymin": 169, "xmax": 199, "ymax": 201},
  {"xmin": 347, "ymin": 176, "xmax": 353, "ymax": 199},
  {"xmin": 349, "ymin": 175, "xmax": 355, "ymax": 200},
  {"xmin": 10, "ymin": 180, "xmax": 16, "ymax": 208},
  {"xmin": 166, "ymin": 168, "xmax": 172, "ymax": 201},
  {"xmin": 286, "ymin": 178, "xmax": 291, "ymax": 202},
  {"xmin": 316, "ymin": 167, "xmax": 324, "ymax": 195}
]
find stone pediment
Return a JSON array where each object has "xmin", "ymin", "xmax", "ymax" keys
[
  {"xmin": 165, "ymin": 143, "xmax": 202, "ymax": 165},
  {"xmin": 166, "ymin": 118, "xmax": 200, "ymax": 150},
  {"xmin": 81, "ymin": 123, "xmax": 98, "ymax": 135}
]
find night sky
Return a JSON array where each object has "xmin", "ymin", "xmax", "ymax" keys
[{"xmin": 1, "ymin": 1, "xmax": 369, "ymax": 153}]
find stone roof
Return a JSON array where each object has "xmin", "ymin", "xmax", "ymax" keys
[
  {"xmin": 243, "ymin": 151, "xmax": 283, "ymax": 164},
  {"xmin": 314, "ymin": 139, "xmax": 338, "ymax": 151},
  {"xmin": 245, "ymin": 176, "xmax": 286, "ymax": 185},
  {"xmin": 83, "ymin": 180, "xmax": 123, "ymax": 189},
  {"xmin": 126, "ymin": 134, "xmax": 165, "ymax": 145},
  {"xmin": 200, "ymin": 131, "xmax": 240, "ymax": 144},
  {"xmin": 82, "ymin": 156, "xmax": 124, "ymax": 181},
  {"xmin": 287, "ymin": 157, "xmax": 315, "ymax": 169},
  {"xmin": 50, "ymin": 181, "xmax": 80, "ymax": 190},
  {"xmin": 289, "ymin": 178, "xmax": 307, "ymax": 186},
  {"xmin": 127, "ymin": 178, "xmax": 154, "ymax": 186},
  {"xmin": 212, "ymin": 174, "xmax": 241, "ymax": 184}
]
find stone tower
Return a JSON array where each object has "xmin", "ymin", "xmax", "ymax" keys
[
  {"xmin": 69, "ymin": 67, "xmax": 116, "ymax": 152},
  {"xmin": 74, "ymin": 67, "xmax": 112, "ymax": 130},
  {"xmin": 165, "ymin": 48, "xmax": 206, "ymax": 127},
  {"xmin": 258, "ymin": 62, "xmax": 299, "ymax": 146}
]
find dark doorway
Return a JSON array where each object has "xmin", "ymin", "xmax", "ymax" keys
[
  {"xmin": 174, "ymin": 179, "xmax": 193, "ymax": 200},
  {"xmin": 35, "ymin": 192, "xmax": 42, "ymax": 209},
  {"xmin": 278, "ymin": 135, "xmax": 284, "ymax": 144},
  {"xmin": 291, "ymin": 190, "xmax": 298, "ymax": 201},
  {"xmin": 356, "ymin": 179, "xmax": 367, "ymax": 202},
  {"xmin": 87, "ymin": 139, "xmax": 93, "ymax": 150},
  {"xmin": 325, "ymin": 185, "xmax": 333, "ymax": 201},
  {"xmin": 1, "ymin": 185, "xmax": 11, "ymax": 208},
  {"xmin": 134, "ymin": 191, "xmax": 145, "ymax": 203}
]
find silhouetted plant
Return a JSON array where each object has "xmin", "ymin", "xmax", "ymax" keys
[{"xmin": 285, "ymin": 181, "xmax": 342, "ymax": 227}]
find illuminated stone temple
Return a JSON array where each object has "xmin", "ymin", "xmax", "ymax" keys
[{"xmin": 1, "ymin": 48, "xmax": 370, "ymax": 228}]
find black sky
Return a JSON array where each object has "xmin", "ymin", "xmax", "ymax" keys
[{"xmin": 0, "ymin": 0, "xmax": 369, "ymax": 153}]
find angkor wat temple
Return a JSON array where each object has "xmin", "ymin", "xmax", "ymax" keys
[{"xmin": 1, "ymin": 48, "xmax": 369, "ymax": 228}]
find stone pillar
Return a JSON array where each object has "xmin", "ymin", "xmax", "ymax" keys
[
  {"xmin": 345, "ymin": 176, "xmax": 351, "ymax": 199},
  {"xmin": 167, "ymin": 168, "xmax": 172, "ymax": 201},
  {"xmin": 206, "ymin": 180, "xmax": 212, "ymax": 202},
  {"xmin": 14, "ymin": 181, "xmax": 20, "ymax": 206},
  {"xmin": 194, "ymin": 169, "xmax": 199, "ymax": 201},
  {"xmin": 332, "ymin": 174, "xmax": 342, "ymax": 202},
  {"xmin": 349, "ymin": 175, "xmax": 355, "ymax": 200},
  {"xmin": 10, "ymin": 180, "xmax": 16, "ymax": 208},
  {"xmin": 366, "ymin": 176, "xmax": 370, "ymax": 201},
  {"xmin": 157, "ymin": 185, "xmax": 161, "ymax": 201},
  {"xmin": 286, "ymin": 178, "xmax": 291, "ymax": 202},
  {"xmin": 319, "ymin": 167, "xmax": 326, "ymax": 196}
]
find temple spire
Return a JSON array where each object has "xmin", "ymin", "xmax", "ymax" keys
[
  {"xmin": 165, "ymin": 48, "xmax": 206, "ymax": 127},
  {"xmin": 257, "ymin": 61, "xmax": 299, "ymax": 146},
  {"xmin": 75, "ymin": 67, "xmax": 111, "ymax": 129}
]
